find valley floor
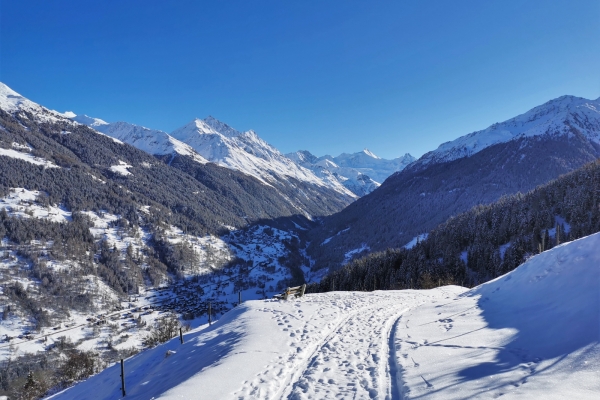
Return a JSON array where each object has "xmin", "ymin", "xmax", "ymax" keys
[{"xmin": 50, "ymin": 234, "xmax": 600, "ymax": 399}]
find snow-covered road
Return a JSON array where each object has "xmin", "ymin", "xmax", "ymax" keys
[{"xmin": 51, "ymin": 233, "xmax": 600, "ymax": 399}]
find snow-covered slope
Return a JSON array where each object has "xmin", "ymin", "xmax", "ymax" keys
[
  {"xmin": 68, "ymin": 111, "xmax": 355, "ymax": 198},
  {"xmin": 287, "ymin": 149, "xmax": 415, "ymax": 196},
  {"xmin": 67, "ymin": 115, "xmax": 208, "ymax": 164},
  {"xmin": 170, "ymin": 117, "xmax": 356, "ymax": 197},
  {"xmin": 52, "ymin": 232, "xmax": 599, "ymax": 399},
  {"xmin": 0, "ymin": 82, "xmax": 71, "ymax": 124},
  {"xmin": 416, "ymin": 95, "xmax": 600, "ymax": 167}
]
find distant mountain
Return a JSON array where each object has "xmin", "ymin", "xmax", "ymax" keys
[
  {"xmin": 67, "ymin": 112, "xmax": 357, "ymax": 207},
  {"xmin": 286, "ymin": 149, "xmax": 415, "ymax": 196},
  {"xmin": 308, "ymin": 95, "xmax": 600, "ymax": 270},
  {"xmin": 66, "ymin": 114, "xmax": 208, "ymax": 164},
  {"xmin": 169, "ymin": 117, "xmax": 355, "ymax": 198},
  {"xmin": 415, "ymin": 95, "xmax": 600, "ymax": 168}
]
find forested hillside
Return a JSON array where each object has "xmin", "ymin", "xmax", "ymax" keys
[
  {"xmin": 309, "ymin": 159, "xmax": 600, "ymax": 292},
  {"xmin": 309, "ymin": 95, "xmax": 600, "ymax": 270},
  {"xmin": 0, "ymin": 106, "xmax": 326, "ymax": 397}
]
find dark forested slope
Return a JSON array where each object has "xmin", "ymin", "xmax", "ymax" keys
[
  {"xmin": 309, "ymin": 129, "xmax": 600, "ymax": 271},
  {"xmin": 309, "ymin": 159, "xmax": 600, "ymax": 292}
]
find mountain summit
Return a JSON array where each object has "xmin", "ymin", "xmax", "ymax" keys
[
  {"xmin": 169, "ymin": 117, "xmax": 355, "ymax": 197},
  {"xmin": 416, "ymin": 95, "xmax": 600, "ymax": 168},
  {"xmin": 287, "ymin": 149, "xmax": 415, "ymax": 196}
]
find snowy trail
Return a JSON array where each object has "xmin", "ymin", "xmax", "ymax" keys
[
  {"xmin": 280, "ymin": 301, "xmax": 408, "ymax": 399},
  {"xmin": 232, "ymin": 292, "xmax": 422, "ymax": 399}
]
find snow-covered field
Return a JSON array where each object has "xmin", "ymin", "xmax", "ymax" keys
[{"xmin": 50, "ymin": 232, "xmax": 600, "ymax": 399}]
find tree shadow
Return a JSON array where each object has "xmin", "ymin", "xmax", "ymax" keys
[
  {"xmin": 52, "ymin": 307, "xmax": 247, "ymax": 400},
  {"xmin": 454, "ymin": 241, "xmax": 600, "ymax": 384}
]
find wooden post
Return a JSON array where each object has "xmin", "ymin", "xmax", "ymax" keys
[
  {"xmin": 179, "ymin": 328, "xmax": 183, "ymax": 344},
  {"xmin": 299, "ymin": 284, "xmax": 306, "ymax": 297},
  {"xmin": 208, "ymin": 302, "xmax": 212, "ymax": 326},
  {"xmin": 120, "ymin": 359, "xmax": 126, "ymax": 397}
]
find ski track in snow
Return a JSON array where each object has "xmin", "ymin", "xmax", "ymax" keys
[{"xmin": 234, "ymin": 292, "xmax": 428, "ymax": 400}]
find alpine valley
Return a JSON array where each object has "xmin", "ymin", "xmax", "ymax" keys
[{"xmin": 1, "ymin": 81, "xmax": 599, "ymax": 399}]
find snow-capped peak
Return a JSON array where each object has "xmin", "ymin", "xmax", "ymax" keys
[
  {"xmin": 202, "ymin": 115, "xmax": 242, "ymax": 137},
  {"xmin": 68, "ymin": 113, "xmax": 109, "ymax": 129},
  {"xmin": 171, "ymin": 118, "xmax": 356, "ymax": 197},
  {"xmin": 286, "ymin": 150, "xmax": 318, "ymax": 165},
  {"xmin": 0, "ymin": 82, "xmax": 68, "ymax": 124},
  {"xmin": 362, "ymin": 148, "xmax": 380, "ymax": 159},
  {"xmin": 65, "ymin": 113, "xmax": 207, "ymax": 164},
  {"xmin": 285, "ymin": 149, "xmax": 415, "ymax": 196},
  {"xmin": 416, "ymin": 95, "xmax": 600, "ymax": 167}
]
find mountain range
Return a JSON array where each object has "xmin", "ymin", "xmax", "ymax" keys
[
  {"xmin": 65, "ymin": 110, "xmax": 414, "ymax": 199},
  {"xmin": 286, "ymin": 149, "xmax": 415, "ymax": 196},
  {"xmin": 308, "ymin": 94, "xmax": 600, "ymax": 270}
]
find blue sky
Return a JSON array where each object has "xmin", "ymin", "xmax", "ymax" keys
[{"xmin": 1, "ymin": 0, "xmax": 598, "ymax": 159}]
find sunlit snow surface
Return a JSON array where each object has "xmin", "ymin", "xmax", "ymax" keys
[
  {"xmin": 0, "ymin": 188, "xmax": 70, "ymax": 222},
  {"xmin": 51, "ymin": 233, "xmax": 599, "ymax": 399},
  {"xmin": 0, "ymin": 148, "xmax": 59, "ymax": 169},
  {"xmin": 109, "ymin": 161, "xmax": 133, "ymax": 176},
  {"xmin": 418, "ymin": 95, "xmax": 600, "ymax": 166}
]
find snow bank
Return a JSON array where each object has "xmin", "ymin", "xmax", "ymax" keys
[{"xmin": 395, "ymin": 233, "xmax": 600, "ymax": 399}]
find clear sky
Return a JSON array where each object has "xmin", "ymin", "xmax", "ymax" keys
[{"xmin": 1, "ymin": 0, "xmax": 598, "ymax": 159}]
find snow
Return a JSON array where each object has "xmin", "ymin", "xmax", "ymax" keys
[
  {"xmin": 109, "ymin": 161, "xmax": 133, "ymax": 176},
  {"xmin": 499, "ymin": 242, "xmax": 511, "ymax": 259},
  {"xmin": 321, "ymin": 227, "xmax": 350, "ymax": 246},
  {"xmin": 0, "ymin": 147, "xmax": 59, "ymax": 168},
  {"xmin": 69, "ymin": 113, "xmax": 109, "ymax": 129},
  {"xmin": 51, "ymin": 232, "xmax": 600, "ymax": 400},
  {"xmin": 404, "ymin": 233, "xmax": 429, "ymax": 249},
  {"xmin": 0, "ymin": 82, "xmax": 67, "ymax": 124},
  {"xmin": 68, "ymin": 116, "xmax": 209, "ymax": 164},
  {"xmin": 0, "ymin": 188, "xmax": 71, "ymax": 222},
  {"xmin": 170, "ymin": 118, "xmax": 356, "ymax": 197},
  {"xmin": 287, "ymin": 150, "xmax": 415, "ymax": 196},
  {"xmin": 343, "ymin": 243, "xmax": 370, "ymax": 264},
  {"xmin": 395, "ymin": 233, "xmax": 600, "ymax": 399},
  {"xmin": 417, "ymin": 95, "xmax": 600, "ymax": 167}
]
